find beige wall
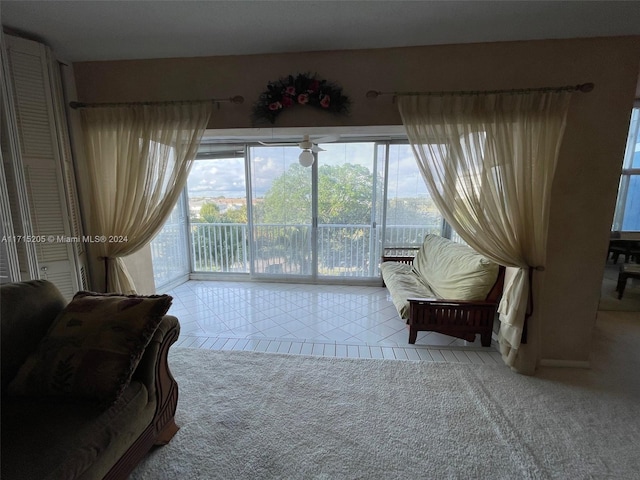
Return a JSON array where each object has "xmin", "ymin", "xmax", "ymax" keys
[{"xmin": 72, "ymin": 36, "xmax": 640, "ymax": 366}]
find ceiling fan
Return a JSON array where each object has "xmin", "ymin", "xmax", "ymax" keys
[{"xmin": 258, "ymin": 134, "xmax": 340, "ymax": 167}]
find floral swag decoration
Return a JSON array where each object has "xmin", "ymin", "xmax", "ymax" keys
[{"xmin": 253, "ymin": 73, "xmax": 350, "ymax": 124}]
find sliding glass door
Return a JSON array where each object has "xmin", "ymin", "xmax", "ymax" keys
[
  {"xmin": 248, "ymin": 142, "xmax": 383, "ymax": 281},
  {"xmin": 384, "ymin": 143, "xmax": 446, "ymax": 245},
  {"xmin": 316, "ymin": 142, "xmax": 383, "ymax": 278},
  {"xmin": 249, "ymin": 146, "xmax": 313, "ymax": 278},
  {"xmin": 151, "ymin": 135, "xmax": 457, "ymax": 288}
]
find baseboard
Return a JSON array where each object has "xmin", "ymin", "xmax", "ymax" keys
[{"xmin": 539, "ymin": 359, "xmax": 591, "ymax": 368}]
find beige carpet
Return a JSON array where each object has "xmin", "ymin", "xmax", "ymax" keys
[{"xmin": 130, "ymin": 315, "xmax": 640, "ymax": 480}]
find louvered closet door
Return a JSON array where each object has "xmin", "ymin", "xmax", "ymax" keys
[
  {"xmin": 46, "ymin": 41, "xmax": 89, "ymax": 292},
  {"xmin": 0, "ymin": 158, "xmax": 22, "ymax": 284},
  {"xmin": 5, "ymin": 35, "xmax": 82, "ymax": 299}
]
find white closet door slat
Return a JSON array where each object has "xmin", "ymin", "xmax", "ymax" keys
[{"xmin": 5, "ymin": 34, "xmax": 81, "ymax": 299}]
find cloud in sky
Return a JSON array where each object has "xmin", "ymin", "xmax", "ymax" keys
[
  {"xmin": 187, "ymin": 143, "xmax": 427, "ymax": 199},
  {"xmin": 188, "ymin": 157, "xmax": 247, "ymax": 197}
]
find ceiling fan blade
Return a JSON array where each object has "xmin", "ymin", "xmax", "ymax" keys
[{"xmin": 311, "ymin": 145, "xmax": 325, "ymax": 152}]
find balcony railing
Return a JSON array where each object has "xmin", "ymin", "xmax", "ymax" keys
[
  {"xmin": 150, "ymin": 222, "xmax": 189, "ymax": 286},
  {"xmin": 152, "ymin": 221, "xmax": 449, "ymax": 283},
  {"xmin": 191, "ymin": 222, "xmax": 249, "ymax": 273}
]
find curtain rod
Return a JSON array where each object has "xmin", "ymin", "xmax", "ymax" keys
[
  {"xmin": 69, "ymin": 96, "xmax": 245, "ymax": 109},
  {"xmin": 365, "ymin": 83, "xmax": 594, "ymax": 99}
]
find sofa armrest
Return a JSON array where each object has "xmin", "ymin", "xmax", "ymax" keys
[
  {"xmin": 132, "ymin": 315, "xmax": 180, "ymax": 402},
  {"xmin": 102, "ymin": 315, "xmax": 181, "ymax": 479}
]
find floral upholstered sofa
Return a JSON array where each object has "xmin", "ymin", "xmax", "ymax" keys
[
  {"xmin": 381, "ymin": 234, "xmax": 505, "ymax": 346},
  {"xmin": 1, "ymin": 279, "xmax": 180, "ymax": 480}
]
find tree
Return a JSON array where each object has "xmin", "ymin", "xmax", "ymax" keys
[
  {"xmin": 261, "ymin": 163, "xmax": 374, "ymax": 224},
  {"xmin": 260, "ymin": 163, "xmax": 376, "ymax": 272},
  {"xmin": 224, "ymin": 205, "xmax": 248, "ymax": 224},
  {"xmin": 192, "ymin": 201, "xmax": 247, "ymax": 272},
  {"xmin": 261, "ymin": 164, "xmax": 311, "ymax": 224},
  {"xmin": 199, "ymin": 202, "xmax": 223, "ymax": 223},
  {"xmin": 318, "ymin": 163, "xmax": 372, "ymax": 224}
]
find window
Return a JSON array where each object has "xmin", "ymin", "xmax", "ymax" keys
[
  {"xmin": 151, "ymin": 135, "xmax": 457, "ymax": 287},
  {"xmin": 383, "ymin": 143, "xmax": 445, "ymax": 246},
  {"xmin": 150, "ymin": 193, "xmax": 189, "ymax": 289},
  {"xmin": 188, "ymin": 155, "xmax": 249, "ymax": 274},
  {"xmin": 613, "ymin": 105, "xmax": 640, "ymax": 231}
]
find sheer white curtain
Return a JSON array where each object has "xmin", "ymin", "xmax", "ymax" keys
[
  {"xmin": 397, "ymin": 92, "xmax": 571, "ymax": 369},
  {"xmin": 79, "ymin": 103, "xmax": 211, "ymax": 293}
]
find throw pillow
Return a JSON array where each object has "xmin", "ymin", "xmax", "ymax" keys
[{"xmin": 7, "ymin": 291, "xmax": 172, "ymax": 403}]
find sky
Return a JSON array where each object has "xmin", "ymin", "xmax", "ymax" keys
[{"xmin": 187, "ymin": 142, "xmax": 428, "ymax": 200}]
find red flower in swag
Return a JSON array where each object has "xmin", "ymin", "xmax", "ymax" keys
[{"xmin": 253, "ymin": 73, "xmax": 350, "ymax": 124}]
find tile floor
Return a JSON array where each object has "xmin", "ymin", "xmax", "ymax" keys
[{"xmin": 166, "ymin": 280, "xmax": 504, "ymax": 365}]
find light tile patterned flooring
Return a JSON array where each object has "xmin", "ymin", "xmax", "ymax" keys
[{"xmin": 166, "ymin": 280, "xmax": 504, "ymax": 365}]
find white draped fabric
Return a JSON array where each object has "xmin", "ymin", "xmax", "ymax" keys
[
  {"xmin": 80, "ymin": 103, "xmax": 211, "ymax": 293},
  {"xmin": 397, "ymin": 92, "xmax": 571, "ymax": 368}
]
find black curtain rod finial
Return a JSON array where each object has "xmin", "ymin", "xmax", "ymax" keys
[{"xmin": 578, "ymin": 83, "xmax": 595, "ymax": 93}]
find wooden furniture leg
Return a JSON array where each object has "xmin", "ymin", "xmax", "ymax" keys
[
  {"xmin": 155, "ymin": 419, "xmax": 180, "ymax": 446},
  {"xmin": 408, "ymin": 327, "xmax": 418, "ymax": 344}
]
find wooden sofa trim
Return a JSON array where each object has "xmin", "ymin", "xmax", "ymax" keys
[
  {"xmin": 382, "ymin": 244, "xmax": 505, "ymax": 347},
  {"xmin": 103, "ymin": 319, "xmax": 180, "ymax": 480},
  {"xmin": 406, "ymin": 266, "xmax": 505, "ymax": 347},
  {"xmin": 381, "ymin": 247, "xmax": 420, "ymax": 287},
  {"xmin": 381, "ymin": 247, "xmax": 420, "ymax": 265}
]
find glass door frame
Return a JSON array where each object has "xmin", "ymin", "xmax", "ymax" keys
[
  {"xmin": 246, "ymin": 144, "xmax": 315, "ymax": 281},
  {"xmin": 246, "ymin": 142, "xmax": 386, "ymax": 284}
]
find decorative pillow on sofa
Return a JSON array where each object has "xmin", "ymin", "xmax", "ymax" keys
[{"xmin": 7, "ymin": 291, "xmax": 172, "ymax": 403}]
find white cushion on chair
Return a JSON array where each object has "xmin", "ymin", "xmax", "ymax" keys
[{"xmin": 412, "ymin": 234, "xmax": 498, "ymax": 301}]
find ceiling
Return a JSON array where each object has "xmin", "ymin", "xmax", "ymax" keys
[{"xmin": 2, "ymin": 1, "xmax": 640, "ymax": 63}]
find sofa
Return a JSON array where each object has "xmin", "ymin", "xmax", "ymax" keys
[
  {"xmin": 381, "ymin": 234, "xmax": 505, "ymax": 347},
  {"xmin": 1, "ymin": 280, "xmax": 181, "ymax": 480}
]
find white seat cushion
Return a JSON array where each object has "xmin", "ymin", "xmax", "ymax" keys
[{"xmin": 412, "ymin": 234, "xmax": 499, "ymax": 301}]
